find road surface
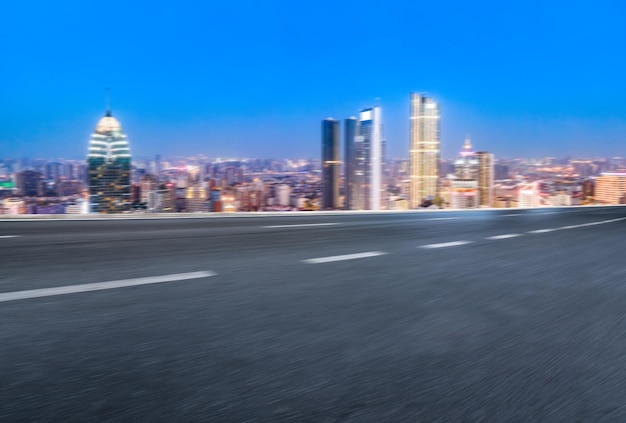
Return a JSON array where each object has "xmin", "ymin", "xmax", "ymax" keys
[{"xmin": 2, "ymin": 207, "xmax": 626, "ymax": 422}]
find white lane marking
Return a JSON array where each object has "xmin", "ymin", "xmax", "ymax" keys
[
  {"xmin": 303, "ymin": 251, "xmax": 387, "ymax": 264},
  {"xmin": 558, "ymin": 217, "xmax": 626, "ymax": 230},
  {"xmin": 424, "ymin": 217, "xmax": 458, "ymax": 221},
  {"xmin": 0, "ymin": 271, "xmax": 217, "ymax": 303},
  {"xmin": 502, "ymin": 213, "xmax": 522, "ymax": 217},
  {"xmin": 0, "ymin": 235, "xmax": 20, "ymax": 238},
  {"xmin": 535, "ymin": 212, "xmax": 558, "ymax": 215},
  {"xmin": 528, "ymin": 217, "xmax": 626, "ymax": 234},
  {"xmin": 419, "ymin": 241, "xmax": 472, "ymax": 249},
  {"xmin": 263, "ymin": 223, "xmax": 339, "ymax": 228},
  {"xmin": 486, "ymin": 234, "xmax": 523, "ymax": 240}
]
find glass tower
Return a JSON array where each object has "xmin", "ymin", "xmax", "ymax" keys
[
  {"xmin": 358, "ymin": 107, "xmax": 383, "ymax": 210},
  {"xmin": 344, "ymin": 117, "xmax": 358, "ymax": 210},
  {"xmin": 410, "ymin": 93, "xmax": 440, "ymax": 208},
  {"xmin": 87, "ymin": 110, "xmax": 132, "ymax": 213},
  {"xmin": 322, "ymin": 118, "xmax": 340, "ymax": 209}
]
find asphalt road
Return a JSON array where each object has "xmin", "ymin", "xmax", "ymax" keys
[{"xmin": 2, "ymin": 207, "xmax": 626, "ymax": 422}]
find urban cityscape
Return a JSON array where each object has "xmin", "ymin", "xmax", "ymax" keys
[
  {"xmin": 1, "ymin": 92, "xmax": 625, "ymax": 215},
  {"xmin": 5, "ymin": 1, "xmax": 626, "ymax": 421}
]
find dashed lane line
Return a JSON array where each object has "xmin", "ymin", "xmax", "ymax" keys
[
  {"xmin": 302, "ymin": 251, "xmax": 387, "ymax": 264},
  {"xmin": 419, "ymin": 241, "xmax": 472, "ymax": 249},
  {"xmin": 0, "ymin": 271, "xmax": 217, "ymax": 303},
  {"xmin": 0, "ymin": 235, "xmax": 20, "ymax": 239},
  {"xmin": 527, "ymin": 217, "xmax": 626, "ymax": 234},
  {"xmin": 486, "ymin": 234, "xmax": 523, "ymax": 240},
  {"xmin": 528, "ymin": 229, "xmax": 556, "ymax": 234}
]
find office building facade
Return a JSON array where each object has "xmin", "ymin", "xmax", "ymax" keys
[
  {"xmin": 409, "ymin": 93, "xmax": 440, "ymax": 208},
  {"xmin": 344, "ymin": 117, "xmax": 358, "ymax": 209},
  {"xmin": 322, "ymin": 118, "xmax": 340, "ymax": 209},
  {"xmin": 595, "ymin": 173, "xmax": 626, "ymax": 204},
  {"xmin": 476, "ymin": 151, "xmax": 494, "ymax": 207},
  {"xmin": 87, "ymin": 110, "xmax": 132, "ymax": 213}
]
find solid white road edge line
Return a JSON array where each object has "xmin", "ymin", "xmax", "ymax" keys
[
  {"xmin": 419, "ymin": 241, "xmax": 472, "ymax": 249},
  {"xmin": 0, "ymin": 271, "xmax": 217, "ymax": 303},
  {"xmin": 303, "ymin": 251, "xmax": 387, "ymax": 264},
  {"xmin": 263, "ymin": 223, "xmax": 340, "ymax": 228}
]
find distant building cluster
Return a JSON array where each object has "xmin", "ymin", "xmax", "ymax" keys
[
  {"xmin": 1, "ymin": 94, "xmax": 626, "ymax": 215},
  {"xmin": 320, "ymin": 93, "xmax": 626, "ymax": 210}
]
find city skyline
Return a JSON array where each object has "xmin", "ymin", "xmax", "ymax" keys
[{"xmin": 2, "ymin": 1, "xmax": 626, "ymax": 160}]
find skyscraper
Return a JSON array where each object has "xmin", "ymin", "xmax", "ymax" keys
[
  {"xmin": 321, "ymin": 118, "xmax": 340, "ymax": 209},
  {"xmin": 358, "ymin": 107, "xmax": 383, "ymax": 210},
  {"xmin": 476, "ymin": 151, "xmax": 494, "ymax": 207},
  {"xmin": 344, "ymin": 117, "xmax": 358, "ymax": 210},
  {"xmin": 87, "ymin": 108, "xmax": 132, "ymax": 213},
  {"xmin": 342, "ymin": 108, "xmax": 384, "ymax": 210},
  {"xmin": 409, "ymin": 93, "xmax": 440, "ymax": 208}
]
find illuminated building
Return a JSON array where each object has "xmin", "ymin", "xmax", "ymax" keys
[
  {"xmin": 344, "ymin": 117, "xmax": 360, "ymax": 209},
  {"xmin": 595, "ymin": 173, "xmax": 626, "ymax": 204},
  {"xmin": 185, "ymin": 182, "xmax": 208, "ymax": 212},
  {"xmin": 409, "ymin": 93, "xmax": 440, "ymax": 208},
  {"xmin": 322, "ymin": 118, "xmax": 340, "ymax": 209},
  {"xmin": 361, "ymin": 107, "xmax": 384, "ymax": 210},
  {"xmin": 477, "ymin": 152, "xmax": 494, "ymax": 207},
  {"xmin": 450, "ymin": 137, "xmax": 479, "ymax": 209},
  {"xmin": 87, "ymin": 108, "xmax": 131, "ymax": 213},
  {"xmin": 342, "ymin": 108, "xmax": 383, "ymax": 210}
]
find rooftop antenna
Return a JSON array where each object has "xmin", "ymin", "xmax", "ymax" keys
[{"xmin": 105, "ymin": 88, "xmax": 111, "ymax": 116}]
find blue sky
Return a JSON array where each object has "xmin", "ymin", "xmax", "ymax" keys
[{"xmin": 1, "ymin": 0, "xmax": 625, "ymax": 160}]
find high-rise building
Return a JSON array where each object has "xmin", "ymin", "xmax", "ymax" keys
[
  {"xmin": 358, "ymin": 107, "xmax": 384, "ymax": 210},
  {"xmin": 344, "ymin": 117, "xmax": 358, "ymax": 210},
  {"xmin": 477, "ymin": 151, "xmax": 494, "ymax": 207},
  {"xmin": 342, "ymin": 108, "xmax": 384, "ymax": 210},
  {"xmin": 409, "ymin": 93, "xmax": 440, "ymax": 208},
  {"xmin": 322, "ymin": 118, "xmax": 340, "ymax": 209},
  {"xmin": 87, "ymin": 108, "xmax": 132, "ymax": 213}
]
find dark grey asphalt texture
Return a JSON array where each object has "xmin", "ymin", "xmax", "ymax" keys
[{"xmin": 2, "ymin": 207, "xmax": 626, "ymax": 422}]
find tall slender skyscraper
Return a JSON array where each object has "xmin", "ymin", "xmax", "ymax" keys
[
  {"xmin": 409, "ymin": 93, "xmax": 440, "ymax": 208},
  {"xmin": 358, "ymin": 107, "xmax": 383, "ymax": 210},
  {"xmin": 344, "ymin": 117, "xmax": 358, "ymax": 209},
  {"xmin": 476, "ymin": 151, "xmax": 494, "ymax": 207},
  {"xmin": 322, "ymin": 118, "xmax": 340, "ymax": 209},
  {"xmin": 87, "ymin": 107, "xmax": 132, "ymax": 213}
]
